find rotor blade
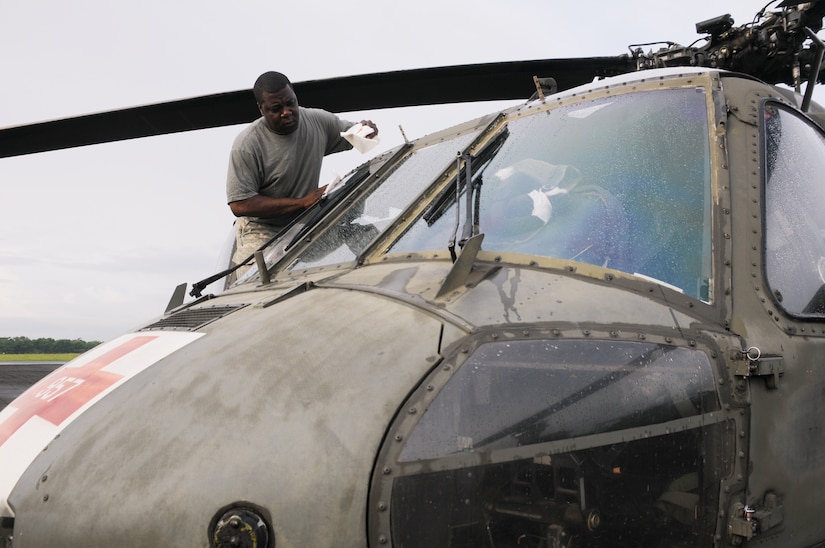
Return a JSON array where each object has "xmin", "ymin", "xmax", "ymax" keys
[
  {"xmin": 296, "ymin": 56, "xmax": 633, "ymax": 111},
  {"xmin": 0, "ymin": 90, "xmax": 258, "ymax": 159},
  {"xmin": 0, "ymin": 56, "xmax": 632, "ymax": 158}
]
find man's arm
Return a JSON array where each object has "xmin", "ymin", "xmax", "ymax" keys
[{"xmin": 228, "ymin": 185, "xmax": 327, "ymax": 218}]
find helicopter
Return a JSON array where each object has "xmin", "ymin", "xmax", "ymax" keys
[{"xmin": 2, "ymin": 0, "xmax": 825, "ymax": 546}]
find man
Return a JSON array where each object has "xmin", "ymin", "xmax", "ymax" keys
[{"xmin": 226, "ymin": 71, "xmax": 378, "ymax": 274}]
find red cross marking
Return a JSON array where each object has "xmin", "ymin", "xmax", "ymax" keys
[{"xmin": 0, "ymin": 335, "xmax": 157, "ymax": 447}]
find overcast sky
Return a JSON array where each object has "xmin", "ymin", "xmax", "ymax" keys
[{"xmin": 1, "ymin": 0, "xmax": 823, "ymax": 342}]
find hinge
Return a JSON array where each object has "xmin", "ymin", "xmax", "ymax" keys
[
  {"xmin": 732, "ymin": 347, "xmax": 785, "ymax": 389},
  {"xmin": 728, "ymin": 492, "xmax": 784, "ymax": 544}
]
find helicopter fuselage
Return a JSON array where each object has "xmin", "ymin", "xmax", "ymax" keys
[{"xmin": 2, "ymin": 67, "xmax": 825, "ymax": 547}]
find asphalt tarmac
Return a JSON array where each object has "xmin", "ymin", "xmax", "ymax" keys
[{"xmin": 0, "ymin": 362, "xmax": 62, "ymax": 409}]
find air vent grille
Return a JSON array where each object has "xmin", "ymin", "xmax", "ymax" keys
[{"xmin": 140, "ymin": 304, "xmax": 248, "ymax": 331}]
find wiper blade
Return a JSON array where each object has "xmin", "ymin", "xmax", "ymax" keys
[
  {"xmin": 423, "ymin": 126, "xmax": 509, "ymax": 228},
  {"xmin": 189, "ymin": 220, "xmax": 299, "ymax": 298},
  {"xmin": 447, "ymin": 152, "xmax": 473, "ymax": 262}
]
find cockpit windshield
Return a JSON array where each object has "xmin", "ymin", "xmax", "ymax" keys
[
  {"xmin": 391, "ymin": 88, "xmax": 713, "ymax": 301},
  {"xmin": 281, "ymin": 88, "xmax": 713, "ymax": 301}
]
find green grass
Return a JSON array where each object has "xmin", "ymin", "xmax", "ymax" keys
[{"xmin": 0, "ymin": 353, "xmax": 78, "ymax": 362}]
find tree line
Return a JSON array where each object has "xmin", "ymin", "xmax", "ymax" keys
[{"xmin": 0, "ymin": 336, "xmax": 101, "ymax": 354}]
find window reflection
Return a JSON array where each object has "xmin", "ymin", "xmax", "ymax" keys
[
  {"xmin": 388, "ymin": 339, "xmax": 726, "ymax": 547},
  {"xmin": 401, "ymin": 339, "xmax": 719, "ymax": 462},
  {"xmin": 391, "ymin": 89, "xmax": 713, "ymax": 301},
  {"xmin": 763, "ymin": 103, "xmax": 825, "ymax": 316}
]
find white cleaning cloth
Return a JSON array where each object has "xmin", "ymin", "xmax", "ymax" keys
[{"xmin": 341, "ymin": 123, "xmax": 380, "ymax": 153}]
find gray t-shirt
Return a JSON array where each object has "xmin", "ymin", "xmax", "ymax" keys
[{"xmin": 226, "ymin": 107, "xmax": 354, "ymax": 226}]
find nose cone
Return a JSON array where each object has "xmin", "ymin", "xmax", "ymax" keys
[
  {"xmin": 6, "ymin": 286, "xmax": 447, "ymax": 546},
  {"xmin": 0, "ymin": 332, "xmax": 203, "ymax": 519}
]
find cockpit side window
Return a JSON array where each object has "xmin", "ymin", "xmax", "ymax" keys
[{"xmin": 763, "ymin": 103, "xmax": 825, "ymax": 317}]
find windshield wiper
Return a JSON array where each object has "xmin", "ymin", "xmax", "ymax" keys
[
  {"xmin": 447, "ymin": 152, "xmax": 474, "ymax": 261},
  {"xmin": 440, "ymin": 128, "xmax": 509, "ymax": 262},
  {"xmin": 422, "ymin": 125, "xmax": 508, "ymax": 228}
]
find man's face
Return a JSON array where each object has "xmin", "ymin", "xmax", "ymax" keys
[{"xmin": 258, "ymin": 86, "xmax": 300, "ymax": 135}]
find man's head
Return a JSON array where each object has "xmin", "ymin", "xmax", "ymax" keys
[{"xmin": 254, "ymin": 71, "xmax": 300, "ymax": 135}]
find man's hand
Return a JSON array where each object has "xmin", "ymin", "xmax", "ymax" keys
[
  {"xmin": 302, "ymin": 185, "xmax": 327, "ymax": 207},
  {"xmin": 229, "ymin": 185, "xmax": 329, "ymax": 218},
  {"xmin": 360, "ymin": 120, "xmax": 379, "ymax": 138}
]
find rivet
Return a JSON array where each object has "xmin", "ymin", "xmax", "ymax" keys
[
  {"xmin": 383, "ymin": 467, "xmax": 392, "ymax": 475},
  {"xmin": 395, "ymin": 434, "xmax": 403, "ymax": 442},
  {"xmin": 378, "ymin": 501, "xmax": 387, "ymax": 511},
  {"xmin": 408, "ymin": 407, "xmax": 417, "ymax": 415}
]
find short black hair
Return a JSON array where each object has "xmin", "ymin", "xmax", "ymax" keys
[{"xmin": 253, "ymin": 72, "xmax": 292, "ymax": 104}]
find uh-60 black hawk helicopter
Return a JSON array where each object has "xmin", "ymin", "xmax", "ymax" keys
[{"xmin": 2, "ymin": 1, "xmax": 825, "ymax": 546}]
